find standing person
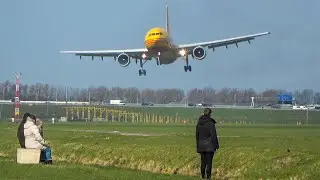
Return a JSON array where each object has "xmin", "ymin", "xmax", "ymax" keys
[{"xmin": 196, "ymin": 108, "xmax": 219, "ymax": 180}]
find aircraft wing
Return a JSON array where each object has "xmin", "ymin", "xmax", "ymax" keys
[
  {"xmin": 60, "ymin": 48, "xmax": 149, "ymax": 60},
  {"xmin": 178, "ymin": 32, "xmax": 270, "ymax": 51}
]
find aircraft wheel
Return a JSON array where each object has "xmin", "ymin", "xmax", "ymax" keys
[
  {"xmin": 157, "ymin": 57, "xmax": 162, "ymax": 65},
  {"xmin": 143, "ymin": 70, "xmax": 146, "ymax": 76},
  {"xmin": 139, "ymin": 70, "xmax": 142, "ymax": 76},
  {"xmin": 184, "ymin": 66, "xmax": 188, "ymax": 72},
  {"xmin": 188, "ymin": 65, "xmax": 192, "ymax": 72}
]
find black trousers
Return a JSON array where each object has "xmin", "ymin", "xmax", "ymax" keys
[{"xmin": 200, "ymin": 152, "xmax": 214, "ymax": 179}]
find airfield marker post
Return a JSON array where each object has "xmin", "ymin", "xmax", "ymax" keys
[
  {"xmin": 250, "ymin": 97, "xmax": 255, "ymax": 108},
  {"xmin": 0, "ymin": 86, "xmax": 5, "ymax": 120},
  {"xmin": 306, "ymin": 108, "xmax": 309, "ymax": 125},
  {"xmin": 63, "ymin": 106, "xmax": 186, "ymax": 124},
  {"xmin": 14, "ymin": 73, "xmax": 21, "ymax": 122}
]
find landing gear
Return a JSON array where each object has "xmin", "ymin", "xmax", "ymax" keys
[
  {"xmin": 156, "ymin": 57, "xmax": 161, "ymax": 65},
  {"xmin": 184, "ymin": 65, "xmax": 192, "ymax": 72},
  {"xmin": 156, "ymin": 52, "xmax": 161, "ymax": 66},
  {"xmin": 139, "ymin": 59, "xmax": 147, "ymax": 76},
  {"xmin": 184, "ymin": 55, "xmax": 192, "ymax": 72},
  {"xmin": 139, "ymin": 69, "xmax": 146, "ymax": 76}
]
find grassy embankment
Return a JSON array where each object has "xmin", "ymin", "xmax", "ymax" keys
[{"xmin": 0, "ymin": 122, "xmax": 319, "ymax": 179}]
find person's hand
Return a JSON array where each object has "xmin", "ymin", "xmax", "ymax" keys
[{"xmin": 44, "ymin": 141, "xmax": 50, "ymax": 147}]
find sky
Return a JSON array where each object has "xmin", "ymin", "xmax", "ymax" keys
[{"xmin": 0, "ymin": 0, "xmax": 319, "ymax": 92}]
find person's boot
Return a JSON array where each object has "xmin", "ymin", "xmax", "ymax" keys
[{"xmin": 44, "ymin": 160, "xmax": 52, "ymax": 164}]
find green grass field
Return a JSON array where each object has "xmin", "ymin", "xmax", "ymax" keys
[
  {"xmin": 0, "ymin": 121, "xmax": 320, "ymax": 179},
  {"xmin": 1, "ymin": 104, "xmax": 320, "ymax": 124}
]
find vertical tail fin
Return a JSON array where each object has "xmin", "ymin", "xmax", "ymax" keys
[{"xmin": 166, "ymin": 3, "xmax": 170, "ymax": 36}]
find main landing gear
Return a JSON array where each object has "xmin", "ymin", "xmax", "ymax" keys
[
  {"xmin": 184, "ymin": 55, "xmax": 192, "ymax": 72},
  {"xmin": 184, "ymin": 65, "xmax": 191, "ymax": 72},
  {"xmin": 138, "ymin": 59, "xmax": 147, "ymax": 76},
  {"xmin": 139, "ymin": 69, "xmax": 146, "ymax": 76}
]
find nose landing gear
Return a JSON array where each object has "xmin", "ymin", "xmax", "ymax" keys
[
  {"xmin": 156, "ymin": 57, "xmax": 162, "ymax": 66},
  {"xmin": 156, "ymin": 52, "xmax": 162, "ymax": 66}
]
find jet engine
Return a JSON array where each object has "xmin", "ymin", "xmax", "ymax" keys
[
  {"xmin": 117, "ymin": 53, "xmax": 131, "ymax": 67},
  {"xmin": 192, "ymin": 46, "xmax": 206, "ymax": 60}
]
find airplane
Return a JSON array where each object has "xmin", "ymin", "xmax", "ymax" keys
[{"xmin": 60, "ymin": 3, "xmax": 270, "ymax": 76}]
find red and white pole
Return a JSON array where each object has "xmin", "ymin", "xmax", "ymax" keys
[{"xmin": 14, "ymin": 73, "xmax": 21, "ymax": 122}]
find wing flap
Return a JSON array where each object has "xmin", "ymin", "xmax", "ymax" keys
[
  {"xmin": 207, "ymin": 37, "xmax": 255, "ymax": 48},
  {"xmin": 60, "ymin": 48, "xmax": 148, "ymax": 58}
]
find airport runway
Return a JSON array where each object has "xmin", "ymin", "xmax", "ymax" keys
[{"xmin": 0, "ymin": 101, "xmax": 318, "ymax": 111}]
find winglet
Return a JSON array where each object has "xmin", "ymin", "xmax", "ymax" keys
[
  {"xmin": 261, "ymin": 32, "xmax": 271, "ymax": 36},
  {"xmin": 60, "ymin": 51, "xmax": 71, "ymax": 54}
]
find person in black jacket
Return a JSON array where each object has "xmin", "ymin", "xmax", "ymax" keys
[
  {"xmin": 17, "ymin": 112, "xmax": 31, "ymax": 148},
  {"xmin": 196, "ymin": 108, "xmax": 219, "ymax": 180}
]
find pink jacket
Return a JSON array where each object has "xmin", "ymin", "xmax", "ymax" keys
[{"xmin": 24, "ymin": 117, "xmax": 46, "ymax": 149}]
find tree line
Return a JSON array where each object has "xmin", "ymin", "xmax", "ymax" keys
[{"xmin": 0, "ymin": 80, "xmax": 319, "ymax": 105}]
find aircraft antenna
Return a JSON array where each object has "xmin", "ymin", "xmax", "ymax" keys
[{"xmin": 166, "ymin": 2, "xmax": 170, "ymax": 35}]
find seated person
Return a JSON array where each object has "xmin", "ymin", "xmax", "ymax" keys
[
  {"xmin": 17, "ymin": 113, "xmax": 30, "ymax": 148},
  {"xmin": 35, "ymin": 118, "xmax": 43, "ymax": 137},
  {"xmin": 17, "ymin": 113, "xmax": 52, "ymax": 164}
]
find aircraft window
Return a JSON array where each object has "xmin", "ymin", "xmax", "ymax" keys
[
  {"xmin": 156, "ymin": 33, "xmax": 159, "ymax": 35},
  {"xmin": 159, "ymin": 32, "xmax": 163, "ymax": 35}
]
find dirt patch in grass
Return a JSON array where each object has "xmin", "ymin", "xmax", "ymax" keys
[
  {"xmin": 54, "ymin": 129, "xmax": 166, "ymax": 137},
  {"xmin": 0, "ymin": 152, "xmax": 8, "ymax": 157}
]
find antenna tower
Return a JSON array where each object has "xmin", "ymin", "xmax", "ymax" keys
[{"xmin": 14, "ymin": 73, "xmax": 21, "ymax": 122}]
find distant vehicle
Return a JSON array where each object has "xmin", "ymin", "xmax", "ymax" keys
[
  {"xmin": 292, "ymin": 105, "xmax": 307, "ymax": 110},
  {"xmin": 187, "ymin": 103, "xmax": 196, "ymax": 107},
  {"xmin": 196, "ymin": 103, "xmax": 212, "ymax": 107},
  {"xmin": 110, "ymin": 100, "xmax": 125, "ymax": 105},
  {"xmin": 261, "ymin": 103, "xmax": 273, "ymax": 108},
  {"xmin": 141, "ymin": 102, "xmax": 153, "ymax": 106}
]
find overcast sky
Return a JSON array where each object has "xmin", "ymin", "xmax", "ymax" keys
[{"xmin": 0, "ymin": 0, "xmax": 319, "ymax": 92}]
